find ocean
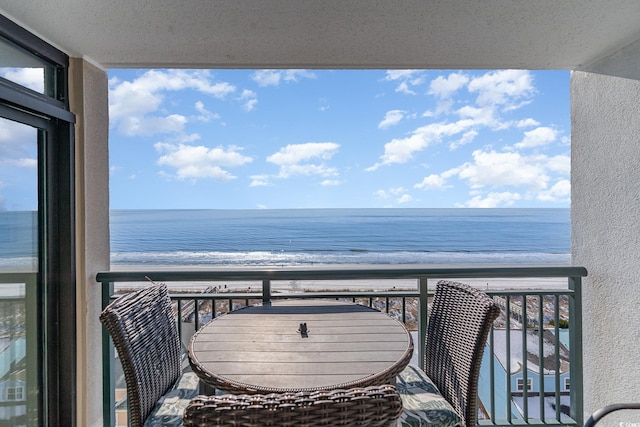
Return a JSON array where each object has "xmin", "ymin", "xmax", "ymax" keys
[
  {"xmin": 0, "ymin": 208, "xmax": 570, "ymax": 269},
  {"xmin": 108, "ymin": 208, "xmax": 570, "ymax": 267}
]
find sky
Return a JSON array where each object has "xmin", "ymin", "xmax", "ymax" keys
[{"xmin": 0, "ymin": 68, "xmax": 571, "ymax": 211}]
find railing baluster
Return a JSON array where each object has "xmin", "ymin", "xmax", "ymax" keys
[
  {"xmin": 522, "ymin": 295, "xmax": 529, "ymax": 421},
  {"xmin": 262, "ymin": 279, "xmax": 271, "ymax": 303},
  {"xmin": 418, "ymin": 277, "xmax": 428, "ymax": 370},
  {"xmin": 194, "ymin": 298, "xmax": 200, "ymax": 331},
  {"xmin": 569, "ymin": 276, "xmax": 584, "ymax": 426},
  {"xmin": 554, "ymin": 294, "xmax": 561, "ymax": 423},
  {"xmin": 538, "ymin": 294, "xmax": 545, "ymax": 422},
  {"xmin": 489, "ymin": 325, "xmax": 496, "ymax": 423},
  {"xmin": 177, "ymin": 299, "xmax": 183, "ymax": 345},
  {"xmin": 506, "ymin": 295, "xmax": 512, "ymax": 424},
  {"xmin": 101, "ymin": 280, "xmax": 115, "ymax": 427}
]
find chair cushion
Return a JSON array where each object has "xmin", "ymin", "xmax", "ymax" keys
[
  {"xmin": 396, "ymin": 365, "xmax": 461, "ymax": 427},
  {"xmin": 143, "ymin": 372, "xmax": 200, "ymax": 427}
]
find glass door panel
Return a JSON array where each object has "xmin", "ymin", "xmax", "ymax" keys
[{"xmin": 0, "ymin": 116, "xmax": 39, "ymax": 426}]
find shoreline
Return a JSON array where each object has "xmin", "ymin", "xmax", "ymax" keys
[{"xmin": 110, "ymin": 263, "xmax": 571, "ymax": 291}]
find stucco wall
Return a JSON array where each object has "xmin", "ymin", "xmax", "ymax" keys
[
  {"xmin": 69, "ymin": 58, "xmax": 110, "ymax": 427},
  {"xmin": 571, "ymin": 71, "xmax": 640, "ymax": 422}
]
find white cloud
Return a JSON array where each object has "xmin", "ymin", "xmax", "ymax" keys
[
  {"xmin": 516, "ymin": 118, "xmax": 540, "ymax": 128},
  {"xmin": 374, "ymin": 189, "xmax": 389, "ymax": 198},
  {"xmin": 434, "ymin": 149, "xmax": 571, "ymax": 206},
  {"xmin": 283, "ymin": 70, "xmax": 316, "ymax": 82},
  {"xmin": 462, "ymin": 191, "xmax": 522, "ymax": 208},
  {"xmin": 251, "ymin": 70, "xmax": 316, "ymax": 87},
  {"xmin": 109, "ymin": 69, "xmax": 236, "ymax": 137},
  {"xmin": 0, "ymin": 119, "xmax": 35, "ymax": 162},
  {"xmin": 395, "ymin": 82, "xmax": 416, "ymax": 95},
  {"xmin": 321, "ymin": 179, "xmax": 341, "ymax": 186},
  {"xmin": 119, "ymin": 114, "xmax": 188, "ymax": 137},
  {"xmin": 267, "ymin": 142, "xmax": 340, "ymax": 178},
  {"xmin": 250, "ymin": 175, "xmax": 271, "ymax": 187},
  {"xmin": 369, "ymin": 70, "xmax": 541, "ymax": 170},
  {"xmin": 251, "ymin": 70, "xmax": 281, "ymax": 87},
  {"xmin": 374, "ymin": 187, "xmax": 407, "ymax": 199},
  {"xmin": 378, "ymin": 110, "xmax": 406, "ymax": 129},
  {"xmin": 385, "ymin": 70, "xmax": 420, "ymax": 81},
  {"xmin": 545, "ymin": 154, "xmax": 571, "ymax": 174},
  {"xmin": 468, "ymin": 70, "xmax": 534, "ymax": 107},
  {"xmin": 456, "ymin": 149, "xmax": 550, "ymax": 191},
  {"xmin": 414, "ymin": 174, "xmax": 450, "ymax": 190},
  {"xmin": 397, "ymin": 194, "xmax": 413, "ymax": 203},
  {"xmin": 455, "ymin": 105, "xmax": 497, "ymax": 127},
  {"xmin": 514, "ymin": 126, "xmax": 558, "ymax": 149},
  {"xmin": 384, "ymin": 70, "xmax": 425, "ymax": 94},
  {"xmin": 429, "ymin": 72, "xmax": 469, "ymax": 98},
  {"xmin": 368, "ymin": 120, "xmax": 480, "ymax": 170},
  {"xmin": 12, "ymin": 158, "xmax": 37, "ymax": 168},
  {"xmin": 155, "ymin": 142, "xmax": 252, "ymax": 181},
  {"xmin": 194, "ymin": 101, "xmax": 220, "ymax": 122},
  {"xmin": 537, "ymin": 179, "xmax": 571, "ymax": 202},
  {"xmin": 374, "ymin": 187, "xmax": 412, "ymax": 203},
  {"xmin": 449, "ymin": 130, "xmax": 479, "ymax": 150},
  {"xmin": 389, "ymin": 187, "xmax": 407, "ymax": 195},
  {"xmin": 238, "ymin": 89, "xmax": 258, "ymax": 111},
  {"xmin": 0, "ymin": 68, "xmax": 44, "ymax": 92}
]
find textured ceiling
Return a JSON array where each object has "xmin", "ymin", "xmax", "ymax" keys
[{"xmin": 1, "ymin": 1, "xmax": 639, "ymax": 71}]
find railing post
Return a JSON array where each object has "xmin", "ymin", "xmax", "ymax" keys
[
  {"xmin": 101, "ymin": 280, "xmax": 115, "ymax": 427},
  {"xmin": 262, "ymin": 279, "xmax": 271, "ymax": 304},
  {"xmin": 418, "ymin": 277, "xmax": 428, "ymax": 370},
  {"xmin": 569, "ymin": 275, "xmax": 584, "ymax": 426}
]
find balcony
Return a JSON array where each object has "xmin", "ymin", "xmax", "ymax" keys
[{"xmin": 97, "ymin": 265, "xmax": 586, "ymax": 427}]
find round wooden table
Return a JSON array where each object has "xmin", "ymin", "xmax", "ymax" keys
[{"xmin": 188, "ymin": 299, "xmax": 414, "ymax": 394}]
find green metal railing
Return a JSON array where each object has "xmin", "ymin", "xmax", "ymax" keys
[{"xmin": 97, "ymin": 265, "xmax": 587, "ymax": 427}]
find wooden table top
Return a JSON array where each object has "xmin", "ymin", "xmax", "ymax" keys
[{"xmin": 188, "ymin": 299, "xmax": 414, "ymax": 394}]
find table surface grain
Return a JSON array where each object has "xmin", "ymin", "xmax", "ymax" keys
[{"xmin": 188, "ymin": 299, "xmax": 413, "ymax": 393}]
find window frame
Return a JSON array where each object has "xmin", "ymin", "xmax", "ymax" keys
[
  {"xmin": 0, "ymin": 13, "xmax": 76, "ymax": 427},
  {"xmin": 516, "ymin": 377, "xmax": 532, "ymax": 392}
]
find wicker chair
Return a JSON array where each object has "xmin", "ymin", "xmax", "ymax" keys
[
  {"xmin": 397, "ymin": 280, "xmax": 501, "ymax": 427},
  {"xmin": 183, "ymin": 385, "xmax": 403, "ymax": 427},
  {"xmin": 100, "ymin": 283, "xmax": 199, "ymax": 427}
]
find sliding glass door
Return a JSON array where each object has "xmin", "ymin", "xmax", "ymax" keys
[{"xmin": 0, "ymin": 15, "xmax": 76, "ymax": 427}]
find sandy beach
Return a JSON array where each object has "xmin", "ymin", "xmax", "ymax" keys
[{"xmin": 110, "ymin": 264, "xmax": 571, "ymax": 292}]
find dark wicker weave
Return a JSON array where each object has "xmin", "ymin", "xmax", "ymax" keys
[
  {"xmin": 183, "ymin": 385, "xmax": 403, "ymax": 427},
  {"xmin": 424, "ymin": 280, "xmax": 501, "ymax": 427},
  {"xmin": 100, "ymin": 283, "xmax": 182, "ymax": 427},
  {"xmin": 191, "ymin": 349, "xmax": 412, "ymax": 395}
]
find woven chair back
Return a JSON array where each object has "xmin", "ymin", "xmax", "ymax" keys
[
  {"xmin": 183, "ymin": 385, "xmax": 403, "ymax": 427},
  {"xmin": 424, "ymin": 280, "xmax": 501, "ymax": 427},
  {"xmin": 100, "ymin": 283, "xmax": 182, "ymax": 427}
]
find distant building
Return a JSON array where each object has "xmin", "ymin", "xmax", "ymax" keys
[
  {"xmin": 0, "ymin": 337, "xmax": 26, "ymax": 426},
  {"xmin": 479, "ymin": 328, "xmax": 571, "ymax": 422}
]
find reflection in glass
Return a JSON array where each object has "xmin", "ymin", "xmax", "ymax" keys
[
  {"xmin": 0, "ymin": 37, "xmax": 52, "ymax": 94},
  {"xmin": 0, "ymin": 118, "xmax": 38, "ymax": 272},
  {"xmin": 0, "ymin": 117, "xmax": 38, "ymax": 426}
]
